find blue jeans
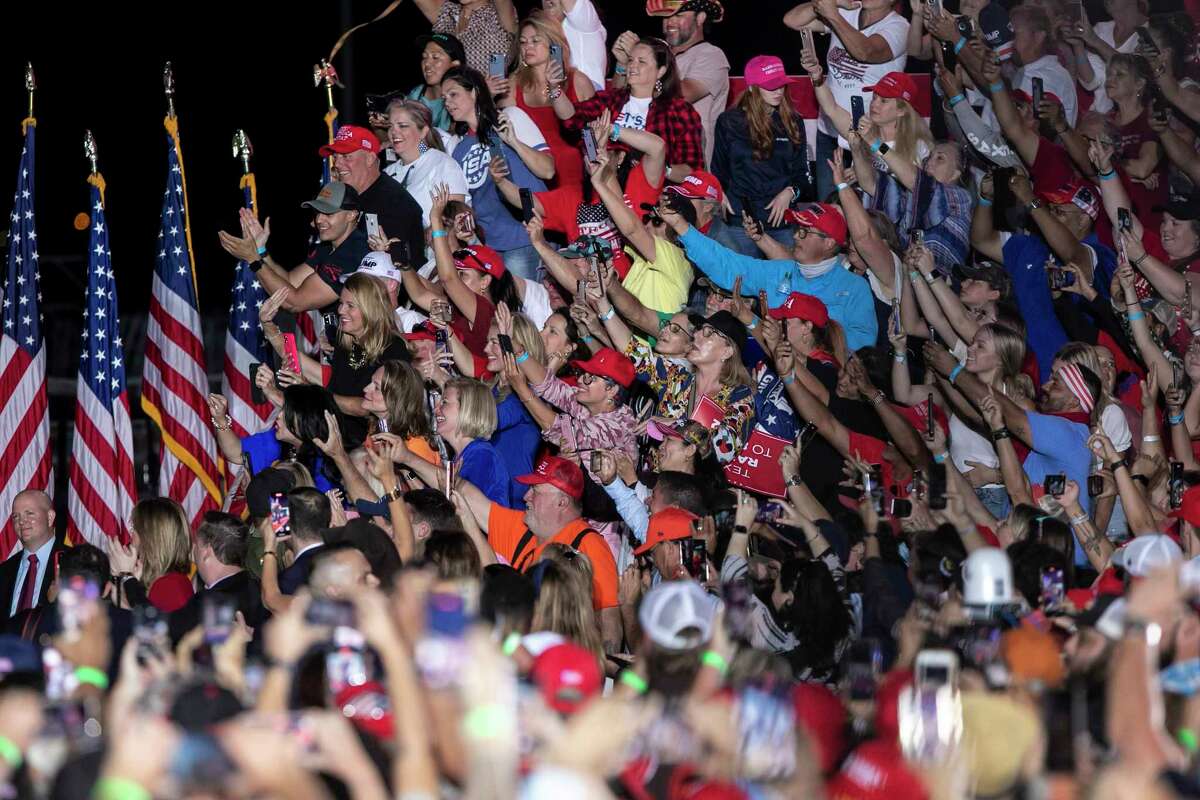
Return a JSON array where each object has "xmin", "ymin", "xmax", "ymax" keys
[
  {"xmin": 708, "ymin": 216, "xmax": 794, "ymax": 258},
  {"xmin": 501, "ymin": 244, "xmax": 541, "ymax": 282},
  {"xmin": 974, "ymin": 486, "xmax": 1010, "ymax": 520}
]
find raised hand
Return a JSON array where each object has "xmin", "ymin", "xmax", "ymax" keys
[
  {"xmin": 206, "ymin": 393, "xmax": 230, "ymax": 420},
  {"xmin": 312, "ymin": 410, "xmax": 346, "ymax": 458},
  {"xmin": 430, "ymin": 183, "xmax": 452, "ymax": 220},
  {"xmin": 259, "ymin": 287, "xmax": 289, "ymax": 325}
]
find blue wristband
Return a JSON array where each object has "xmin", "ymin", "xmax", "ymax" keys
[
  {"xmin": 578, "ymin": 335, "xmax": 594, "ymax": 344},
  {"xmin": 514, "ymin": 351, "xmax": 531, "ymax": 364},
  {"xmin": 745, "ymin": 317, "xmax": 759, "ymax": 331},
  {"xmin": 610, "ymin": 123, "xmax": 622, "ymax": 143},
  {"xmin": 949, "ymin": 364, "xmax": 964, "ymax": 384},
  {"xmin": 933, "ymin": 451, "xmax": 949, "ymax": 464},
  {"xmin": 870, "ymin": 138, "xmax": 883, "ymax": 154},
  {"xmin": 978, "ymin": 196, "xmax": 993, "ymax": 207},
  {"xmin": 613, "ymin": 64, "xmax": 627, "ymax": 76},
  {"xmin": 988, "ymin": 81, "xmax": 1005, "ymax": 94},
  {"xmin": 1097, "ymin": 169, "xmax": 1117, "ymax": 181},
  {"xmin": 256, "ymin": 245, "xmax": 268, "ymax": 256},
  {"xmin": 954, "ymin": 37, "xmax": 967, "ymax": 54},
  {"xmin": 1170, "ymin": 413, "xmax": 1186, "ymax": 426},
  {"xmin": 431, "ymin": 229, "xmax": 448, "ymax": 239},
  {"xmin": 782, "ymin": 373, "xmax": 796, "ymax": 385},
  {"xmin": 1127, "ymin": 311, "xmax": 1146, "ymax": 322},
  {"xmin": 948, "ymin": 93, "xmax": 966, "ymax": 108}
]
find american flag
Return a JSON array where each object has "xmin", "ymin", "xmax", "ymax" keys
[
  {"xmin": 67, "ymin": 175, "xmax": 136, "ymax": 548},
  {"xmin": 0, "ymin": 119, "xmax": 51, "ymax": 555},
  {"xmin": 221, "ymin": 175, "xmax": 273, "ymax": 440},
  {"xmin": 140, "ymin": 123, "xmax": 221, "ymax": 529}
]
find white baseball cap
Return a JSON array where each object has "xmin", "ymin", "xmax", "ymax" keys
[
  {"xmin": 1113, "ymin": 534, "xmax": 1182, "ymax": 577},
  {"xmin": 349, "ymin": 251, "xmax": 403, "ymax": 283},
  {"xmin": 638, "ymin": 580, "xmax": 717, "ymax": 651}
]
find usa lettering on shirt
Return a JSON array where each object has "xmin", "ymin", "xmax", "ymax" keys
[
  {"xmin": 460, "ymin": 143, "xmax": 494, "ymax": 190},
  {"xmin": 827, "ymin": 47, "xmax": 868, "ymax": 85}
]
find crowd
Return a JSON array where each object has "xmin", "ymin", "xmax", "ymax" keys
[{"xmin": 5, "ymin": 0, "xmax": 1200, "ymax": 796}]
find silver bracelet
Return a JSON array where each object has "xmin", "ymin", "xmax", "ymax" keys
[
  {"xmin": 1142, "ymin": 435, "xmax": 1161, "ymax": 443},
  {"xmin": 1070, "ymin": 512, "xmax": 1090, "ymax": 526}
]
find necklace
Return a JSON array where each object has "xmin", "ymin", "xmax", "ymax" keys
[{"xmin": 348, "ymin": 344, "xmax": 368, "ymax": 370}]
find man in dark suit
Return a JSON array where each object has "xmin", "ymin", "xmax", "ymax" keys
[
  {"xmin": 0, "ymin": 490, "xmax": 66, "ymax": 622},
  {"xmin": 169, "ymin": 512, "xmax": 268, "ymax": 644},
  {"xmin": 276, "ymin": 487, "xmax": 330, "ymax": 595}
]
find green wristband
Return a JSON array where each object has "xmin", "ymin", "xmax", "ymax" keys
[
  {"xmin": 1180, "ymin": 728, "xmax": 1199, "ymax": 753},
  {"xmin": 74, "ymin": 665, "xmax": 110, "ymax": 690},
  {"xmin": 501, "ymin": 631, "xmax": 521, "ymax": 656},
  {"xmin": 462, "ymin": 704, "xmax": 513, "ymax": 740},
  {"xmin": 93, "ymin": 777, "xmax": 152, "ymax": 800},
  {"xmin": 0, "ymin": 735, "xmax": 21, "ymax": 769},
  {"xmin": 701, "ymin": 650, "xmax": 729, "ymax": 676},
  {"xmin": 619, "ymin": 670, "xmax": 648, "ymax": 694}
]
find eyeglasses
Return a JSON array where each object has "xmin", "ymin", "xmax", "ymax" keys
[
  {"xmin": 659, "ymin": 319, "xmax": 692, "ymax": 338},
  {"xmin": 579, "ymin": 373, "xmax": 615, "ymax": 387},
  {"xmin": 793, "ymin": 226, "xmax": 829, "ymax": 241}
]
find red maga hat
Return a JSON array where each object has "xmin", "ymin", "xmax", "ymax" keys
[
  {"xmin": 515, "ymin": 454, "xmax": 585, "ymax": 500},
  {"xmin": 319, "ymin": 125, "xmax": 382, "ymax": 157}
]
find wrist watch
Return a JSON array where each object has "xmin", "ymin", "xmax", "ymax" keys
[
  {"xmin": 1124, "ymin": 616, "xmax": 1163, "ymax": 647},
  {"xmin": 785, "ymin": 474, "xmax": 804, "ymax": 488},
  {"xmin": 1025, "ymin": 198, "xmax": 1044, "ymax": 213}
]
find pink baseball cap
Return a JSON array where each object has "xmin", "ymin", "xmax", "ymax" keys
[{"xmin": 744, "ymin": 55, "xmax": 794, "ymax": 91}]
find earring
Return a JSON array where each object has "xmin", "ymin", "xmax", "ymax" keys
[
  {"xmin": 418, "ymin": 140, "xmax": 429, "ymax": 155},
  {"xmin": 654, "ymin": 78, "xmax": 663, "ymax": 97}
]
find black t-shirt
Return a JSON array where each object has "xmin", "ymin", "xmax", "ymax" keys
[
  {"xmin": 358, "ymin": 172, "xmax": 426, "ymax": 269},
  {"xmin": 327, "ymin": 336, "xmax": 411, "ymax": 448},
  {"xmin": 308, "ymin": 230, "xmax": 370, "ymax": 314}
]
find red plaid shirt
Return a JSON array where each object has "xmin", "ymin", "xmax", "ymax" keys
[{"xmin": 564, "ymin": 88, "xmax": 704, "ymax": 170}]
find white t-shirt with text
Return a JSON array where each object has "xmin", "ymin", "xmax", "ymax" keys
[{"xmin": 822, "ymin": 8, "xmax": 910, "ymax": 146}]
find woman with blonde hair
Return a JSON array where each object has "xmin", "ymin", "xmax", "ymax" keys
[
  {"xmin": 530, "ymin": 558, "xmax": 604, "ymax": 664},
  {"xmin": 434, "ymin": 377, "xmax": 512, "ymax": 506},
  {"xmin": 260, "ymin": 271, "xmax": 408, "ymax": 450},
  {"xmin": 711, "ymin": 54, "xmax": 812, "ymax": 256},
  {"xmin": 478, "ymin": 311, "xmax": 544, "ymax": 508},
  {"xmin": 383, "ymin": 98, "xmax": 469, "ymax": 230},
  {"xmin": 110, "ymin": 498, "xmax": 195, "ymax": 613},
  {"xmin": 503, "ymin": 11, "xmax": 595, "ymax": 189}
]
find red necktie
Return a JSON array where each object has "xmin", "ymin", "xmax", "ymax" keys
[{"xmin": 16, "ymin": 553, "xmax": 38, "ymax": 613}]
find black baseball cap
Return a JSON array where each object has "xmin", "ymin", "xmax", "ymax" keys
[
  {"xmin": 416, "ymin": 32, "xmax": 467, "ymax": 66},
  {"xmin": 700, "ymin": 309, "xmax": 747, "ymax": 353},
  {"xmin": 954, "ymin": 260, "xmax": 1012, "ymax": 300},
  {"xmin": 1154, "ymin": 195, "xmax": 1200, "ymax": 222}
]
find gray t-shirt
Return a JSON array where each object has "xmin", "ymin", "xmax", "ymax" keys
[{"xmin": 675, "ymin": 42, "xmax": 729, "ymax": 168}]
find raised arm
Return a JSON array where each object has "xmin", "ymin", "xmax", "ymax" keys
[
  {"xmin": 981, "ymin": 66, "xmax": 1040, "ymax": 167},
  {"xmin": 1010, "ymin": 172, "xmax": 1095, "ymax": 274},
  {"xmin": 781, "ymin": 363, "xmax": 850, "ymax": 456},
  {"xmin": 833, "ymin": 150, "xmax": 895, "ymax": 290},
  {"xmin": 497, "ymin": 115, "xmax": 555, "ymax": 182},
  {"xmin": 969, "ymin": 172, "xmax": 1005, "ymax": 262},
  {"xmin": 429, "ymin": 184, "xmax": 479, "ymax": 323},
  {"xmin": 851, "ymin": 360, "xmax": 931, "ymax": 469},
  {"xmin": 588, "ymin": 148, "xmax": 657, "ymax": 262},
  {"xmin": 925, "ymin": 340, "xmax": 1033, "ymax": 444},
  {"xmin": 800, "ymin": 49, "xmax": 853, "ymax": 142},
  {"xmin": 1118, "ymin": 260, "xmax": 1174, "ymax": 391},
  {"xmin": 817, "ymin": 0, "xmax": 901, "ymax": 62}
]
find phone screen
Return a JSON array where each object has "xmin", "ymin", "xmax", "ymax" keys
[
  {"xmin": 489, "ymin": 53, "xmax": 507, "ymax": 78},
  {"xmin": 269, "ymin": 493, "xmax": 291, "ymax": 539},
  {"xmin": 520, "ymin": 188, "xmax": 535, "ymax": 223},
  {"xmin": 582, "ymin": 128, "xmax": 598, "ymax": 162}
]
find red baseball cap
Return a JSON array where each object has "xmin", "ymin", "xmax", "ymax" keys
[
  {"xmin": 791, "ymin": 682, "xmax": 847, "ymax": 775},
  {"xmin": 319, "ymin": 125, "xmax": 382, "ymax": 157},
  {"xmin": 865, "ymin": 72, "xmax": 918, "ymax": 105},
  {"xmin": 404, "ymin": 321, "xmax": 438, "ymax": 343},
  {"xmin": 769, "ymin": 292, "xmax": 830, "ymax": 327},
  {"xmin": 1038, "ymin": 180, "xmax": 1100, "ymax": 220},
  {"xmin": 570, "ymin": 347, "xmax": 636, "ymax": 388},
  {"xmin": 666, "ymin": 169, "xmax": 725, "ymax": 203},
  {"xmin": 515, "ymin": 455, "xmax": 585, "ymax": 500},
  {"xmin": 826, "ymin": 740, "xmax": 928, "ymax": 800},
  {"xmin": 633, "ymin": 506, "xmax": 698, "ymax": 555},
  {"xmin": 784, "ymin": 203, "xmax": 848, "ymax": 247},
  {"xmin": 453, "ymin": 244, "xmax": 507, "ymax": 279},
  {"xmin": 745, "ymin": 55, "xmax": 794, "ymax": 91},
  {"xmin": 334, "ymin": 682, "xmax": 394, "ymax": 740},
  {"xmin": 530, "ymin": 642, "xmax": 603, "ymax": 715}
]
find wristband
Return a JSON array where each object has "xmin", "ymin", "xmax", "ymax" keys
[
  {"xmin": 75, "ymin": 665, "xmax": 109, "ymax": 690},
  {"xmin": 835, "ymin": 181, "xmax": 850, "ymax": 192},
  {"xmin": 894, "ymin": 353, "xmax": 907, "ymax": 364},
  {"xmin": 991, "ymin": 427, "xmax": 1012, "ymax": 441},
  {"xmin": 619, "ymin": 670, "xmax": 648, "ymax": 694},
  {"xmin": 431, "ymin": 229, "xmax": 448, "ymax": 239},
  {"xmin": 1169, "ymin": 412, "xmax": 1186, "ymax": 426},
  {"xmin": 598, "ymin": 307, "xmax": 615, "ymax": 322},
  {"xmin": 502, "ymin": 631, "xmax": 522, "ymax": 657},
  {"xmin": 870, "ymin": 138, "xmax": 883, "ymax": 154},
  {"xmin": 249, "ymin": 259, "xmax": 264, "ymax": 273},
  {"xmin": 978, "ymin": 196, "xmax": 993, "ymax": 207},
  {"xmin": 1096, "ymin": 169, "xmax": 1117, "ymax": 181},
  {"xmin": 1191, "ymin": 327, "xmax": 1200, "ymax": 338},
  {"xmin": 1107, "ymin": 459, "xmax": 1127, "ymax": 472},
  {"xmin": 462, "ymin": 704, "xmax": 512, "ymax": 740},
  {"xmin": 0, "ymin": 736, "xmax": 20, "ymax": 770},
  {"xmin": 1070, "ymin": 512, "xmax": 1090, "ymax": 526},
  {"xmin": 988, "ymin": 81, "xmax": 1005, "ymax": 94},
  {"xmin": 948, "ymin": 364, "xmax": 964, "ymax": 384},
  {"xmin": 578, "ymin": 334, "xmax": 594, "ymax": 344},
  {"xmin": 1142, "ymin": 435, "xmax": 1161, "ymax": 443},
  {"xmin": 745, "ymin": 317, "xmax": 759, "ymax": 331},
  {"xmin": 514, "ymin": 351, "xmax": 531, "ymax": 364},
  {"xmin": 953, "ymin": 37, "xmax": 967, "ymax": 54},
  {"xmin": 924, "ymin": 272, "xmax": 938, "ymax": 285},
  {"xmin": 1133, "ymin": 253, "xmax": 1150, "ymax": 268},
  {"xmin": 781, "ymin": 372, "xmax": 796, "ymax": 385},
  {"xmin": 869, "ymin": 391, "xmax": 886, "ymax": 406},
  {"xmin": 1126, "ymin": 311, "xmax": 1145, "ymax": 322},
  {"xmin": 948, "ymin": 93, "xmax": 966, "ymax": 107},
  {"xmin": 1180, "ymin": 728, "xmax": 1200, "ymax": 754},
  {"xmin": 93, "ymin": 777, "xmax": 151, "ymax": 800},
  {"xmin": 909, "ymin": 270, "xmax": 922, "ymax": 283},
  {"xmin": 701, "ymin": 650, "xmax": 729, "ymax": 676},
  {"xmin": 613, "ymin": 64, "xmax": 627, "ymax": 76},
  {"xmin": 933, "ymin": 451, "xmax": 948, "ymax": 464},
  {"xmin": 255, "ymin": 244, "xmax": 267, "ymax": 257},
  {"xmin": 610, "ymin": 123, "xmax": 622, "ymax": 143},
  {"xmin": 262, "ymin": 550, "xmax": 278, "ymax": 561}
]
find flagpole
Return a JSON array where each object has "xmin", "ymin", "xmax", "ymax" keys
[
  {"xmin": 24, "ymin": 63, "xmax": 34, "ymax": 124},
  {"xmin": 314, "ymin": 59, "xmax": 340, "ymax": 180},
  {"xmin": 162, "ymin": 62, "xmax": 199, "ymax": 299},
  {"xmin": 232, "ymin": 129, "xmax": 256, "ymax": 212}
]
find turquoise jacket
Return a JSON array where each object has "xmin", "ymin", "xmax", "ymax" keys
[{"xmin": 679, "ymin": 227, "xmax": 879, "ymax": 352}]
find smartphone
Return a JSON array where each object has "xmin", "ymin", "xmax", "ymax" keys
[
  {"xmin": 590, "ymin": 450, "xmax": 605, "ymax": 473},
  {"xmin": 1040, "ymin": 566, "xmax": 1065, "ymax": 612},
  {"xmin": 1171, "ymin": 461, "xmax": 1186, "ymax": 509},
  {"xmin": 549, "ymin": 43, "xmax": 564, "ymax": 73},
  {"xmin": 890, "ymin": 301, "xmax": 903, "ymax": 339},
  {"xmin": 133, "ymin": 605, "xmax": 168, "ymax": 659},
  {"xmin": 306, "ymin": 597, "xmax": 356, "ymax": 628},
  {"xmin": 365, "ymin": 212, "xmax": 380, "ymax": 241},
  {"xmin": 1043, "ymin": 473, "xmax": 1066, "ymax": 497},
  {"xmin": 281, "ymin": 332, "xmax": 301, "ymax": 373},
  {"xmin": 489, "ymin": 53, "xmax": 507, "ymax": 78},
  {"xmin": 800, "ymin": 27, "xmax": 817, "ymax": 61},
  {"xmin": 928, "ymin": 462, "xmax": 948, "ymax": 510},
  {"xmin": 737, "ymin": 682, "xmax": 798, "ymax": 782},
  {"xmin": 519, "ymin": 187, "xmax": 535, "ymax": 223},
  {"xmin": 1087, "ymin": 474, "xmax": 1104, "ymax": 498},
  {"xmin": 916, "ymin": 649, "xmax": 958, "ymax": 691},
  {"xmin": 740, "ymin": 195, "xmax": 764, "ymax": 233},
  {"xmin": 1152, "ymin": 96, "xmax": 1169, "ymax": 124},
  {"xmin": 1064, "ymin": 0, "xmax": 1083, "ymax": 23},
  {"xmin": 202, "ymin": 594, "xmax": 237, "ymax": 645},
  {"xmin": 249, "ymin": 361, "xmax": 266, "ymax": 405},
  {"xmin": 863, "ymin": 464, "xmax": 885, "ymax": 515},
  {"xmin": 797, "ymin": 421, "xmax": 818, "ymax": 451},
  {"xmin": 939, "ymin": 39, "xmax": 958, "ymax": 73},
  {"xmin": 1135, "ymin": 26, "xmax": 1159, "ymax": 57},
  {"xmin": 956, "ymin": 15, "xmax": 975, "ymax": 39},
  {"xmin": 926, "ymin": 393, "xmax": 935, "ymax": 439},
  {"xmin": 903, "ymin": 651, "xmax": 963, "ymax": 763},
  {"xmin": 889, "ymin": 497, "xmax": 913, "ymax": 518},
  {"xmin": 680, "ymin": 538, "xmax": 710, "ymax": 582},
  {"xmin": 1032, "ymin": 77, "xmax": 1045, "ymax": 110},
  {"xmin": 322, "ymin": 311, "xmax": 339, "ymax": 336},
  {"xmin": 326, "ymin": 643, "xmax": 369, "ymax": 693},
  {"xmin": 269, "ymin": 492, "xmax": 291, "ymax": 540},
  {"xmin": 57, "ymin": 575, "xmax": 100, "ymax": 640},
  {"xmin": 498, "ymin": 333, "xmax": 515, "ymax": 356},
  {"xmin": 582, "ymin": 128, "xmax": 598, "ymax": 163},
  {"xmin": 1117, "ymin": 207, "xmax": 1133, "ymax": 234},
  {"xmin": 1048, "ymin": 267, "xmax": 1076, "ymax": 290},
  {"xmin": 846, "ymin": 639, "xmax": 882, "ymax": 701},
  {"xmin": 850, "ymin": 95, "xmax": 866, "ymax": 132},
  {"xmin": 755, "ymin": 502, "xmax": 784, "ymax": 524}
]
